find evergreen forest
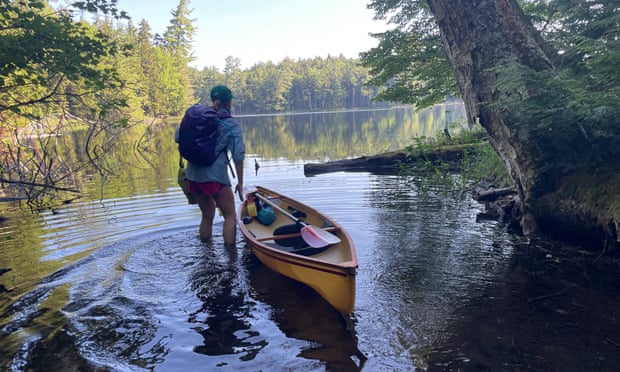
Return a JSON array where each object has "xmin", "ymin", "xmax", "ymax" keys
[{"xmin": 0, "ymin": 0, "xmax": 384, "ymax": 201}]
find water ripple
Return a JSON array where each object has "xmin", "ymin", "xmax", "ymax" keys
[{"xmin": 2, "ymin": 170, "xmax": 515, "ymax": 371}]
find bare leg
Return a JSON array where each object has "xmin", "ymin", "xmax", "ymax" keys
[
  {"xmin": 194, "ymin": 192, "xmax": 216, "ymax": 242},
  {"xmin": 213, "ymin": 186, "xmax": 237, "ymax": 248}
]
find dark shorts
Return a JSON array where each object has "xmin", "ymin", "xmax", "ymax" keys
[{"xmin": 188, "ymin": 180, "xmax": 224, "ymax": 195}]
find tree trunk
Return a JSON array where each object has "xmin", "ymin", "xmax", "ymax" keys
[{"xmin": 426, "ymin": 0, "xmax": 619, "ymax": 249}]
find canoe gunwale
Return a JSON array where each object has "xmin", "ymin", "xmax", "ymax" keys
[
  {"xmin": 248, "ymin": 242, "xmax": 357, "ymax": 277},
  {"xmin": 242, "ymin": 222, "xmax": 357, "ymax": 271}
]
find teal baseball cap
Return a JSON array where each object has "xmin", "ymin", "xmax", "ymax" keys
[{"xmin": 210, "ymin": 85, "xmax": 234, "ymax": 102}]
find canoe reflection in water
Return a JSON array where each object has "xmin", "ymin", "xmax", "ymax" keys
[
  {"xmin": 187, "ymin": 242, "xmax": 366, "ymax": 370},
  {"xmin": 248, "ymin": 257, "xmax": 367, "ymax": 370}
]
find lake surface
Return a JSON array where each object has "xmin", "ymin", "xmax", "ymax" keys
[{"xmin": 2, "ymin": 106, "xmax": 620, "ymax": 371}]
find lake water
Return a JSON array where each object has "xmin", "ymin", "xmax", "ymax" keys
[{"xmin": 2, "ymin": 105, "xmax": 620, "ymax": 371}]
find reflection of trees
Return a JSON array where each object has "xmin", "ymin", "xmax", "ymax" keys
[
  {"xmin": 0, "ymin": 105, "xmax": 465, "ymax": 209},
  {"xmin": 365, "ymin": 175, "xmax": 514, "ymax": 353},
  {"xmin": 0, "ymin": 211, "xmax": 57, "ymax": 315},
  {"xmin": 73, "ymin": 121, "xmax": 181, "ymax": 201},
  {"xmin": 238, "ymin": 105, "xmax": 465, "ymax": 160},
  {"xmin": 0, "ymin": 119, "xmax": 173, "ymax": 207},
  {"xmin": 78, "ymin": 105, "xmax": 466, "ymax": 203}
]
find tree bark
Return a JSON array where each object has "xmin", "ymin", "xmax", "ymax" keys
[{"xmin": 426, "ymin": 0, "xmax": 619, "ymax": 249}]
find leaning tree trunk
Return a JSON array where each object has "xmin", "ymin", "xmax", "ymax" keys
[{"xmin": 426, "ymin": 0, "xmax": 619, "ymax": 249}]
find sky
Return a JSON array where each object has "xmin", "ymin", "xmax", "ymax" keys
[{"xmin": 114, "ymin": 0, "xmax": 389, "ymax": 71}]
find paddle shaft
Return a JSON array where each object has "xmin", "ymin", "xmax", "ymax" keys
[
  {"xmin": 255, "ymin": 193, "xmax": 306, "ymax": 226},
  {"xmin": 254, "ymin": 191, "xmax": 341, "ymax": 248}
]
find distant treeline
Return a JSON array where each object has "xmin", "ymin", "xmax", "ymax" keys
[{"xmin": 191, "ymin": 56, "xmax": 385, "ymax": 115}]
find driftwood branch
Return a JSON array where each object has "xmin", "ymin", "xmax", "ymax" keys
[
  {"xmin": 474, "ymin": 187, "xmax": 517, "ymax": 202},
  {"xmin": 0, "ymin": 178, "xmax": 80, "ymax": 193},
  {"xmin": 606, "ymin": 338, "xmax": 620, "ymax": 349}
]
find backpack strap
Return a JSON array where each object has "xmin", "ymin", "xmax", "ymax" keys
[
  {"xmin": 177, "ymin": 126, "xmax": 186, "ymax": 169},
  {"xmin": 216, "ymin": 117, "xmax": 236, "ymax": 179}
]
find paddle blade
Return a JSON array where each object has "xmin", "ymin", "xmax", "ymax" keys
[{"xmin": 300, "ymin": 225, "xmax": 341, "ymax": 248}]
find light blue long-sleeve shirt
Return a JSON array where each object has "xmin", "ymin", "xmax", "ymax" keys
[{"xmin": 176, "ymin": 109, "xmax": 245, "ymax": 186}]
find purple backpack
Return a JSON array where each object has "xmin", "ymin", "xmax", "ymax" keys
[{"xmin": 177, "ymin": 104, "xmax": 231, "ymax": 166}]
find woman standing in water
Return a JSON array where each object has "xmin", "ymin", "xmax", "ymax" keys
[{"xmin": 178, "ymin": 85, "xmax": 245, "ymax": 247}]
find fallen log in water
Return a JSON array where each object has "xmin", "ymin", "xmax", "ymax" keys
[
  {"xmin": 303, "ymin": 143, "xmax": 525, "ymax": 234},
  {"xmin": 304, "ymin": 151, "xmax": 407, "ymax": 176},
  {"xmin": 304, "ymin": 145, "xmax": 475, "ymax": 176}
]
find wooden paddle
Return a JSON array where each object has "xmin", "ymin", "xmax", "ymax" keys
[{"xmin": 254, "ymin": 193, "xmax": 341, "ymax": 248}]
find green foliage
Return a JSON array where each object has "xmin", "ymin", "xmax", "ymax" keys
[
  {"xmin": 1, "ymin": 0, "xmax": 381, "ymax": 124},
  {"xmin": 71, "ymin": 0, "xmax": 129, "ymax": 19},
  {"xmin": 492, "ymin": 58, "xmax": 620, "ymax": 178},
  {"xmin": 521, "ymin": 0, "xmax": 620, "ymax": 98},
  {"xmin": 399, "ymin": 136, "xmax": 448, "ymax": 175},
  {"xmin": 364, "ymin": 0, "xmax": 620, "ymax": 115},
  {"xmin": 366, "ymin": 0, "xmax": 619, "ymax": 196},
  {"xmin": 0, "ymin": 0, "xmax": 384, "ymax": 202},
  {"xmin": 399, "ymin": 128, "xmax": 511, "ymax": 188},
  {"xmin": 0, "ymin": 0, "xmax": 149, "ymax": 202},
  {"xmin": 460, "ymin": 141, "xmax": 513, "ymax": 187},
  {"xmin": 0, "ymin": 0, "xmax": 123, "ymax": 118},
  {"xmin": 361, "ymin": 0, "xmax": 459, "ymax": 109},
  {"xmin": 190, "ymin": 66, "xmax": 222, "ymax": 105}
]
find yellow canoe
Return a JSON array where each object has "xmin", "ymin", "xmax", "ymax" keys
[{"xmin": 239, "ymin": 186, "xmax": 358, "ymax": 315}]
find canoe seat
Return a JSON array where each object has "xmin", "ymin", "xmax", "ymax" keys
[
  {"xmin": 263, "ymin": 242, "xmax": 330, "ymax": 256},
  {"xmin": 255, "ymin": 226, "xmax": 338, "ymax": 243},
  {"xmin": 247, "ymin": 226, "xmax": 338, "ymax": 255}
]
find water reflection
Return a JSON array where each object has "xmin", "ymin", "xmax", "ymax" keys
[
  {"xmin": 236, "ymin": 105, "xmax": 466, "ymax": 161},
  {"xmin": 247, "ymin": 255, "xmax": 367, "ymax": 371},
  {"xmin": 2, "ymin": 158, "xmax": 616, "ymax": 371},
  {"xmin": 184, "ymin": 239, "xmax": 367, "ymax": 370},
  {"xmin": 8, "ymin": 105, "xmax": 599, "ymax": 371},
  {"xmin": 352, "ymin": 175, "xmax": 517, "ymax": 370},
  {"xmin": 188, "ymin": 243, "xmax": 264, "ymax": 361}
]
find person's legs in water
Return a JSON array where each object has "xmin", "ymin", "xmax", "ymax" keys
[
  {"xmin": 194, "ymin": 191, "xmax": 216, "ymax": 242},
  {"xmin": 212, "ymin": 186, "xmax": 237, "ymax": 248}
]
